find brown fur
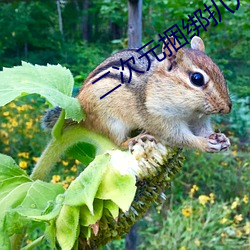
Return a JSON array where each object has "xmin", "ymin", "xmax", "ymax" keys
[{"xmin": 77, "ymin": 36, "xmax": 231, "ymax": 152}]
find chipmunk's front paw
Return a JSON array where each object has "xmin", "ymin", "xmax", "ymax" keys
[
  {"xmin": 128, "ymin": 134, "xmax": 156, "ymax": 152},
  {"xmin": 206, "ymin": 133, "xmax": 230, "ymax": 152}
]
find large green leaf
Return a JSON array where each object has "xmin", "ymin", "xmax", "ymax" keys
[
  {"xmin": 0, "ymin": 62, "xmax": 85, "ymax": 122},
  {"xmin": 3, "ymin": 210, "xmax": 32, "ymax": 240},
  {"xmin": 63, "ymin": 154, "xmax": 110, "ymax": 213},
  {"xmin": 56, "ymin": 205, "xmax": 80, "ymax": 250},
  {"xmin": 0, "ymin": 176, "xmax": 31, "ymax": 201},
  {"xmin": 20, "ymin": 181, "xmax": 64, "ymax": 212},
  {"xmin": 96, "ymin": 166, "xmax": 136, "ymax": 212},
  {"xmin": 0, "ymin": 154, "xmax": 64, "ymax": 218},
  {"xmin": 45, "ymin": 220, "xmax": 56, "ymax": 249},
  {"xmin": 64, "ymin": 150, "xmax": 137, "ymax": 215},
  {"xmin": 65, "ymin": 142, "xmax": 96, "ymax": 165},
  {"xmin": 0, "ymin": 154, "xmax": 65, "ymax": 248},
  {"xmin": 79, "ymin": 199, "xmax": 103, "ymax": 227},
  {"xmin": 26, "ymin": 198, "xmax": 63, "ymax": 222},
  {"xmin": 0, "ymin": 230, "xmax": 10, "ymax": 250},
  {"xmin": 0, "ymin": 181, "xmax": 33, "ymax": 247},
  {"xmin": 103, "ymin": 200, "xmax": 119, "ymax": 219},
  {"xmin": 21, "ymin": 235, "xmax": 45, "ymax": 250},
  {"xmin": 0, "ymin": 155, "xmax": 32, "ymax": 248},
  {"xmin": 0, "ymin": 183, "xmax": 33, "ymax": 216},
  {"xmin": 0, "ymin": 150, "xmax": 140, "ymax": 249},
  {"xmin": 0, "ymin": 154, "xmax": 30, "ymax": 181}
]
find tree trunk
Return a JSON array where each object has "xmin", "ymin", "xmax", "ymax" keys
[
  {"xmin": 56, "ymin": 0, "xmax": 63, "ymax": 36},
  {"xmin": 125, "ymin": 224, "xmax": 137, "ymax": 250},
  {"xmin": 82, "ymin": 0, "xmax": 89, "ymax": 41},
  {"xmin": 128, "ymin": 0, "xmax": 142, "ymax": 48}
]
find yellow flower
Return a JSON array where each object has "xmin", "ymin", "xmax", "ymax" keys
[
  {"xmin": 75, "ymin": 159, "xmax": 81, "ymax": 165},
  {"xmin": 3, "ymin": 111, "xmax": 9, "ymax": 116},
  {"xmin": 221, "ymin": 232, "xmax": 227, "ymax": 238},
  {"xmin": 221, "ymin": 162, "xmax": 228, "ymax": 167},
  {"xmin": 51, "ymin": 175, "xmax": 61, "ymax": 183},
  {"xmin": 198, "ymin": 195, "xmax": 210, "ymax": 206},
  {"xmin": 70, "ymin": 165, "xmax": 77, "ymax": 172},
  {"xmin": 236, "ymin": 229, "xmax": 242, "ymax": 237},
  {"xmin": 18, "ymin": 152, "xmax": 30, "ymax": 159},
  {"xmin": 231, "ymin": 197, "xmax": 240, "ymax": 209},
  {"xmin": 11, "ymin": 119, "xmax": 18, "ymax": 127},
  {"xmin": 26, "ymin": 121, "xmax": 33, "ymax": 129},
  {"xmin": 19, "ymin": 161, "xmax": 28, "ymax": 169},
  {"xmin": 32, "ymin": 157, "xmax": 39, "ymax": 162},
  {"xmin": 18, "ymin": 152, "xmax": 23, "ymax": 157},
  {"xmin": 194, "ymin": 238, "xmax": 201, "ymax": 247},
  {"xmin": 243, "ymin": 195, "xmax": 248, "ymax": 204},
  {"xmin": 63, "ymin": 182, "xmax": 69, "ymax": 189},
  {"xmin": 244, "ymin": 221, "xmax": 250, "ymax": 234},
  {"xmin": 62, "ymin": 160, "xmax": 69, "ymax": 166},
  {"xmin": 179, "ymin": 247, "xmax": 186, "ymax": 250},
  {"xmin": 4, "ymin": 147, "xmax": 10, "ymax": 152},
  {"xmin": 182, "ymin": 207, "xmax": 192, "ymax": 217},
  {"xmin": 66, "ymin": 176, "xmax": 75, "ymax": 182},
  {"xmin": 231, "ymin": 201, "xmax": 238, "ymax": 209},
  {"xmin": 0, "ymin": 130, "xmax": 8, "ymax": 138},
  {"xmin": 189, "ymin": 184, "xmax": 199, "ymax": 198},
  {"xmin": 234, "ymin": 214, "xmax": 243, "ymax": 224},
  {"xmin": 17, "ymin": 105, "xmax": 29, "ymax": 112},
  {"xmin": 9, "ymin": 102, "xmax": 16, "ymax": 108},
  {"xmin": 220, "ymin": 217, "xmax": 228, "ymax": 224},
  {"xmin": 27, "ymin": 134, "xmax": 33, "ymax": 139},
  {"xmin": 209, "ymin": 193, "xmax": 215, "ymax": 204},
  {"xmin": 3, "ymin": 138, "xmax": 9, "ymax": 145},
  {"xmin": 232, "ymin": 150, "xmax": 237, "ymax": 156}
]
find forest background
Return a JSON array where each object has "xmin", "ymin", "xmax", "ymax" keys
[{"xmin": 0, "ymin": 0, "xmax": 249, "ymax": 249}]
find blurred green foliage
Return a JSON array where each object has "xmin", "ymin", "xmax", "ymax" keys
[
  {"xmin": 0, "ymin": 98, "xmax": 249, "ymax": 249},
  {"xmin": 0, "ymin": 0, "xmax": 249, "ymax": 97},
  {"xmin": 0, "ymin": 0, "xmax": 249, "ymax": 138},
  {"xmin": 0, "ymin": 0, "xmax": 249, "ymax": 249}
]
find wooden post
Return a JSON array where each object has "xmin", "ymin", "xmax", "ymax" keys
[
  {"xmin": 125, "ymin": 224, "xmax": 137, "ymax": 250},
  {"xmin": 128, "ymin": 0, "xmax": 142, "ymax": 48},
  {"xmin": 56, "ymin": 0, "xmax": 63, "ymax": 36},
  {"xmin": 82, "ymin": 0, "xmax": 89, "ymax": 41},
  {"xmin": 126, "ymin": 2, "xmax": 142, "ymax": 245}
]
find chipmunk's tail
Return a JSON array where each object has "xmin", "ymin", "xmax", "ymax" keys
[{"xmin": 41, "ymin": 106, "xmax": 62, "ymax": 130}]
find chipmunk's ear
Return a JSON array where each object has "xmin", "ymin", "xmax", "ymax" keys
[
  {"xmin": 162, "ymin": 36, "xmax": 184, "ymax": 64},
  {"xmin": 191, "ymin": 36, "xmax": 205, "ymax": 52}
]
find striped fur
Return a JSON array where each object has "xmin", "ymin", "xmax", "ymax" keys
[{"xmin": 76, "ymin": 36, "xmax": 232, "ymax": 152}]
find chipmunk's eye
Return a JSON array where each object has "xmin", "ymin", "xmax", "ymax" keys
[{"xmin": 190, "ymin": 72, "xmax": 204, "ymax": 87}]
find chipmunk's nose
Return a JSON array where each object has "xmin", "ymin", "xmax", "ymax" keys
[
  {"xmin": 228, "ymin": 101, "xmax": 232, "ymax": 112},
  {"xmin": 219, "ymin": 101, "xmax": 232, "ymax": 114}
]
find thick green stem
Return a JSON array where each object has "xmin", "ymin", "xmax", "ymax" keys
[
  {"xmin": 30, "ymin": 126, "xmax": 118, "ymax": 181},
  {"xmin": 10, "ymin": 230, "xmax": 26, "ymax": 250},
  {"xmin": 12, "ymin": 126, "xmax": 117, "ymax": 249}
]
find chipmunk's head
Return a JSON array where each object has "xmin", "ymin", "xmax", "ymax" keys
[
  {"xmin": 148, "ymin": 36, "xmax": 232, "ymax": 118},
  {"xmin": 170, "ymin": 36, "xmax": 231, "ymax": 114}
]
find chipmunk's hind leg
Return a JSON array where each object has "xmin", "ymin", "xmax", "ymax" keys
[{"xmin": 106, "ymin": 117, "xmax": 131, "ymax": 146}]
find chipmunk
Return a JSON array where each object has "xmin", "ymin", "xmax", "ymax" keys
[{"xmin": 43, "ymin": 36, "xmax": 232, "ymax": 153}]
